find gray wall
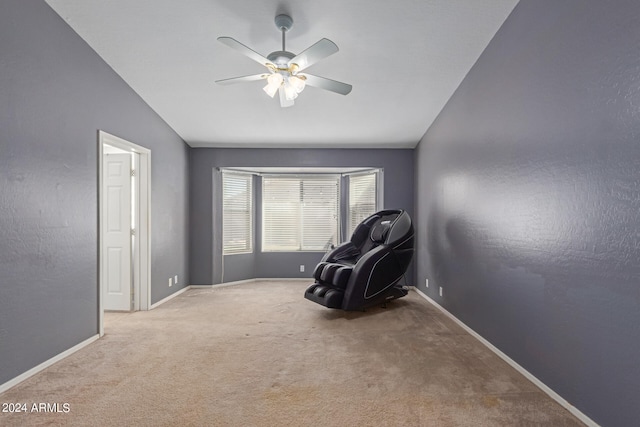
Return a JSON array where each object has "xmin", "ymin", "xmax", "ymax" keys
[
  {"xmin": 189, "ymin": 148, "xmax": 414, "ymax": 285},
  {"xmin": 0, "ymin": 0, "xmax": 189, "ymax": 385},
  {"xmin": 414, "ymin": 1, "xmax": 640, "ymax": 425}
]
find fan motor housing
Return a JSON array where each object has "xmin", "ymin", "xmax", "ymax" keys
[{"xmin": 267, "ymin": 50, "xmax": 295, "ymax": 66}]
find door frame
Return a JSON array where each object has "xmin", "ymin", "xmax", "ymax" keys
[{"xmin": 98, "ymin": 130, "xmax": 151, "ymax": 337}]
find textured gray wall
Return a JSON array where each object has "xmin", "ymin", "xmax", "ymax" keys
[
  {"xmin": 0, "ymin": 0, "xmax": 189, "ymax": 385},
  {"xmin": 189, "ymin": 148, "xmax": 414, "ymax": 285},
  {"xmin": 414, "ymin": 1, "xmax": 640, "ymax": 425}
]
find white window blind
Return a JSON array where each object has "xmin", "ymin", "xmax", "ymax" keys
[
  {"xmin": 262, "ymin": 175, "xmax": 340, "ymax": 251},
  {"xmin": 348, "ymin": 171, "xmax": 378, "ymax": 235},
  {"xmin": 222, "ymin": 173, "xmax": 253, "ymax": 254}
]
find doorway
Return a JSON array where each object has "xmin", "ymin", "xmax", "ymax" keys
[{"xmin": 98, "ymin": 131, "xmax": 151, "ymax": 336}]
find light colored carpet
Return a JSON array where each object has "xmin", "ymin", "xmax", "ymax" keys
[{"xmin": 0, "ymin": 280, "xmax": 583, "ymax": 426}]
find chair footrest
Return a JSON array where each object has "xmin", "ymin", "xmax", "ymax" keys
[{"xmin": 304, "ymin": 283, "xmax": 344, "ymax": 309}]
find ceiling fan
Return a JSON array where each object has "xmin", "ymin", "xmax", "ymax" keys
[{"xmin": 215, "ymin": 14, "xmax": 352, "ymax": 108}]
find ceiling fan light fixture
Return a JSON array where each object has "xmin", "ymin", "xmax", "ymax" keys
[
  {"xmin": 289, "ymin": 75, "xmax": 306, "ymax": 94},
  {"xmin": 263, "ymin": 82, "xmax": 279, "ymax": 98},
  {"xmin": 263, "ymin": 73, "xmax": 283, "ymax": 98},
  {"xmin": 283, "ymin": 81, "xmax": 298, "ymax": 101}
]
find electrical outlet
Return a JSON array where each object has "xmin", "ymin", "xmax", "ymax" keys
[
  {"xmin": 175, "ymin": 275, "xmax": 178, "ymax": 284},
  {"xmin": 300, "ymin": 265, "xmax": 305, "ymax": 273},
  {"xmin": 439, "ymin": 286, "xmax": 443, "ymax": 297},
  {"xmin": 425, "ymin": 278, "xmax": 429, "ymax": 288},
  {"xmin": 169, "ymin": 277, "xmax": 173, "ymax": 287}
]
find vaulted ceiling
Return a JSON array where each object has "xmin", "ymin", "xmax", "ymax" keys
[{"xmin": 45, "ymin": 0, "xmax": 519, "ymax": 148}]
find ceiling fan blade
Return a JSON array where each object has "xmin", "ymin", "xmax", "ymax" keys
[
  {"xmin": 279, "ymin": 87, "xmax": 295, "ymax": 108},
  {"xmin": 217, "ymin": 37, "xmax": 274, "ymax": 68},
  {"xmin": 215, "ymin": 74, "xmax": 269, "ymax": 85},
  {"xmin": 302, "ymin": 74, "xmax": 352, "ymax": 95},
  {"xmin": 288, "ymin": 38, "xmax": 338, "ymax": 71}
]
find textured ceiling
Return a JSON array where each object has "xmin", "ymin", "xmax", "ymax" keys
[{"xmin": 45, "ymin": 0, "xmax": 519, "ymax": 148}]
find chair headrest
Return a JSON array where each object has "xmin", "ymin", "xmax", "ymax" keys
[{"xmin": 370, "ymin": 220, "xmax": 391, "ymax": 243}]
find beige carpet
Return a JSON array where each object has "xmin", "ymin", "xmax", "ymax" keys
[{"xmin": 0, "ymin": 280, "xmax": 583, "ymax": 426}]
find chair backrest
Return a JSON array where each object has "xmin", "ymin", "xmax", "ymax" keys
[
  {"xmin": 351, "ymin": 210, "xmax": 404, "ymax": 256},
  {"xmin": 370, "ymin": 220, "xmax": 391, "ymax": 243}
]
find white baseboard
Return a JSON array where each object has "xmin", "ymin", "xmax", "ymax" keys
[
  {"xmin": 149, "ymin": 286, "xmax": 191, "ymax": 309},
  {"xmin": 2, "ymin": 284, "xmax": 197, "ymax": 394},
  {"xmin": 213, "ymin": 278, "xmax": 257, "ymax": 287},
  {"xmin": 191, "ymin": 277, "xmax": 311, "ymax": 290},
  {"xmin": 411, "ymin": 287, "xmax": 599, "ymax": 427},
  {"xmin": 154, "ymin": 279, "xmax": 311, "ymax": 308},
  {"xmin": 0, "ymin": 334, "xmax": 99, "ymax": 395}
]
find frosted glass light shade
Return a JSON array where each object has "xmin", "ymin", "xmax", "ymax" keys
[
  {"xmin": 263, "ymin": 73, "xmax": 284, "ymax": 98},
  {"xmin": 289, "ymin": 75, "xmax": 306, "ymax": 93},
  {"xmin": 283, "ymin": 81, "xmax": 298, "ymax": 101}
]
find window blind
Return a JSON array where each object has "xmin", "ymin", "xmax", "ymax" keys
[
  {"xmin": 262, "ymin": 175, "xmax": 340, "ymax": 251},
  {"xmin": 348, "ymin": 171, "xmax": 378, "ymax": 235},
  {"xmin": 222, "ymin": 173, "xmax": 253, "ymax": 254}
]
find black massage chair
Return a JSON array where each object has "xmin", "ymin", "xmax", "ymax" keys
[{"xmin": 304, "ymin": 209, "xmax": 414, "ymax": 310}]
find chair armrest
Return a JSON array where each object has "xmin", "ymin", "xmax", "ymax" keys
[
  {"xmin": 321, "ymin": 241, "xmax": 360, "ymax": 263},
  {"xmin": 342, "ymin": 245, "xmax": 403, "ymax": 310}
]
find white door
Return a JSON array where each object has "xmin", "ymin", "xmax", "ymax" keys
[{"xmin": 102, "ymin": 152, "xmax": 132, "ymax": 311}]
